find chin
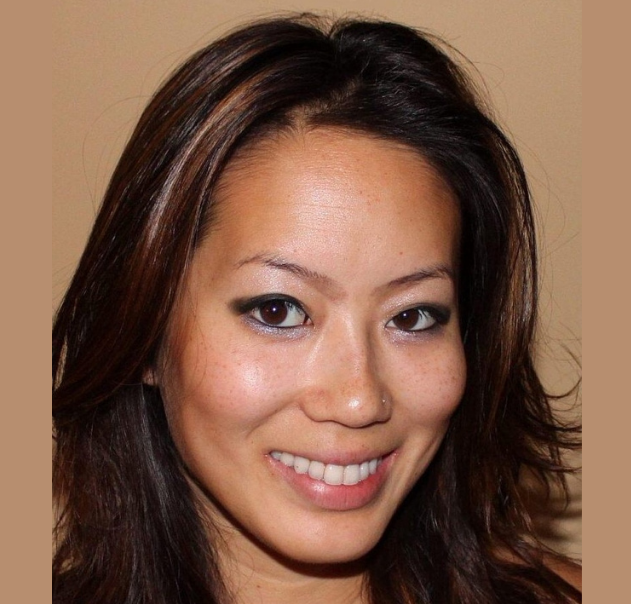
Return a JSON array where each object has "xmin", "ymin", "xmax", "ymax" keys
[{"xmin": 257, "ymin": 519, "xmax": 388, "ymax": 567}]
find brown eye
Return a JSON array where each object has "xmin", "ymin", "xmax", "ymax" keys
[
  {"xmin": 388, "ymin": 308, "xmax": 436, "ymax": 332},
  {"xmin": 252, "ymin": 300, "xmax": 308, "ymax": 328}
]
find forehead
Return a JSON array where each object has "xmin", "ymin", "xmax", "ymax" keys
[
  {"xmin": 192, "ymin": 127, "xmax": 461, "ymax": 291},
  {"xmin": 212, "ymin": 127, "xmax": 459, "ymax": 239}
]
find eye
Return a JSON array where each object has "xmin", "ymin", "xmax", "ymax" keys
[
  {"xmin": 386, "ymin": 307, "xmax": 440, "ymax": 332},
  {"xmin": 250, "ymin": 298, "xmax": 310, "ymax": 328}
]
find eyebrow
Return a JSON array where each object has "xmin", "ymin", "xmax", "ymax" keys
[
  {"xmin": 235, "ymin": 253, "xmax": 454, "ymax": 295},
  {"xmin": 383, "ymin": 266, "xmax": 455, "ymax": 290},
  {"xmin": 236, "ymin": 253, "xmax": 340, "ymax": 295}
]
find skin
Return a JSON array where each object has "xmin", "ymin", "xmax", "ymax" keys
[{"xmin": 155, "ymin": 128, "xmax": 467, "ymax": 603}]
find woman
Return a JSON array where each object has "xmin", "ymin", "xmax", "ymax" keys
[{"xmin": 53, "ymin": 15, "xmax": 581, "ymax": 603}]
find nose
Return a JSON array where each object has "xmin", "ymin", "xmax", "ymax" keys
[{"xmin": 300, "ymin": 322, "xmax": 392, "ymax": 428}]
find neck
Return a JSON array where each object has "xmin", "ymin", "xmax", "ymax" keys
[
  {"xmin": 224, "ymin": 559, "xmax": 367, "ymax": 604},
  {"xmin": 212, "ymin": 518, "xmax": 368, "ymax": 604}
]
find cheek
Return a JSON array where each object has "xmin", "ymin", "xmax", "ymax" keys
[
  {"xmin": 160, "ymin": 334, "xmax": 296, "ymax": 437},
  {"xmin": 393, "ymin": 340, "xmax": 467, "ymax": 424}
]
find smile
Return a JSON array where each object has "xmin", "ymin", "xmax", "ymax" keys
[{"xmin": 270, "ymin": 451, "xmax": 383, "ymax": 486}]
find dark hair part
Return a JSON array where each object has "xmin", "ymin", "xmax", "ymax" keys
[{"xmin": 53, "ymin": 14, "xmax": 580, "ymax": 603}]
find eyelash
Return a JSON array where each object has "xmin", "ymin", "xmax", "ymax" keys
[
  {"xmin": 234, "ymin": 295, "xmax": 450, "ymax": 334},
  {"xmin": 234, "ymin": 295, "xmax": 311, "ymax": 330},
  {"xmin": 385, "ymin": 306, "xmax": 450, "ymax": 333}
]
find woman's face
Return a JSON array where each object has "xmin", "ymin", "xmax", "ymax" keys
[{"xmin": 157, "ymin": 128, "xmax": 466, "ymax": 566}]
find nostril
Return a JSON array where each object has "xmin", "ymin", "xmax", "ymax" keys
[{"xmin": 299, "ymin": 384, "xmax": 391, "ymax": 427}]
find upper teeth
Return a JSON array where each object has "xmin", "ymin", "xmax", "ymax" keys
[{"xmin": 270, "ymin": 451, "xmax": 382, "ymax": 486}]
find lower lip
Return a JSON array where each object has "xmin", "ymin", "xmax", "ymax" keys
[{"xmin": 268, "ymin": 452, "xmax": 396, "ymax": 511}]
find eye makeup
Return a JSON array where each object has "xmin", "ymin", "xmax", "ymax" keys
[
  {"xmin": 231, "ymin": 293, "xmax": 452, "ymax": 336},
  {"xmin": 230, "ymin": 294, "xmax": 312, "ymax": 329},
  {"xmin": 386, "ymin": 304, "xmax": 451, "ymax": 333}
]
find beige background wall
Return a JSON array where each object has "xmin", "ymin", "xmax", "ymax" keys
[{"xmin": 53, "ymin": 1, "xmax": 581, "ymax": 557}]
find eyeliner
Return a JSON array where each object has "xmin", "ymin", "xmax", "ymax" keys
[{"xmin": 230, "ymin": 293, "xmax": 304, "ymax": 315}]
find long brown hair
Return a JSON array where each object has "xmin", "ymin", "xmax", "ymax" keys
[{"xmin": 53, "ymin": 14, "xmax": 580, "ymax": 603}]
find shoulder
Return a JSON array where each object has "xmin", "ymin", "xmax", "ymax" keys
[
  {"xmin": 494, "ymin": 546, "xmax": 582, "ymax": 592},
  {"xmin": 543, "ymin": 553, "xmax": 582, "ymax": 591}
]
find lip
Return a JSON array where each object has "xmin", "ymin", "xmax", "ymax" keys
[{"xmin": 268, "ymin": 449, "xmax": 397, "ymax": 511}]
